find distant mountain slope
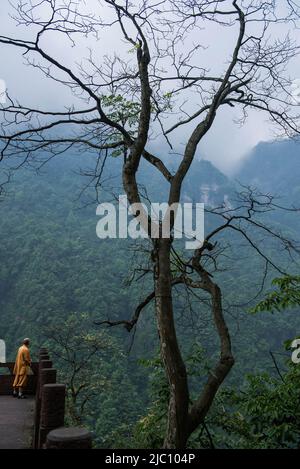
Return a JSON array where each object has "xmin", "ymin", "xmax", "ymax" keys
[
  {"xmin": 1, "ymin": 143, "xmax": 299, "ymax": 448},
  {"xmin": 103, "ymin": 154, "xmax": 236, "ymax": 207},
  {"xmin": 236, "ymin": 139, "xmax": 300, "ymax": 203},
  {"xmin": 182, "ymin": 159, "xmax": 235, "ymax": 207},
  {"xmin": 0, "ymin": 145, "xmax": 299, "ymax": 375}
]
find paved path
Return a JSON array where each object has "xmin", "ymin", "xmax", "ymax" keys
[{"xmin": 0, "ymin": 396, "xmax": 35, "ymax": 449}]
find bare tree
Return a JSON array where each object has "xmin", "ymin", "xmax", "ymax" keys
[{"xmin": 1, "ymin": 0, "xmax": 300, "ymax": 448}]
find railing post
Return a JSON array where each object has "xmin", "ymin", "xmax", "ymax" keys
[
  {"xmin": 33, "ymin": 357, "xmax": 53, "ymax": 449},
  {"xmin": 46, "ymin": 428, "xmax": 93, "ymax": 449},
  {"xmin": 39, "ymin": 348, "xmax": 48, "ymax": 355},
  {"xmin": 38, "ymin": 384, "xmax": 66, "ymax": 449},
  {"xmin": 39, "ymin": 359, "xmax": 52, "ymax": 371},
  {"xmin": 39, "ymin": 368, "xmax": 57, "ymax": 398},
  {"xmin": 39, "ymin": 353, "xmax": 50, "ymax": 361}
]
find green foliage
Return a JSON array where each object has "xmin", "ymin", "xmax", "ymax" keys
[
  {"xmin": 1, "ymin": 149, "xmax": 300, "ymax": 448},
  {"xmin": 43, "ymin": 312, "xmax": 147, "ymax": 447},
  {"xmin": 0, "ymin": 159, "xmax": 151, "ymax": 447},
  {"xmin": 132, "ymin": 355, "xmax": 168, "ymax": 448},
  {"xmin": 208, "ymin": 361, "xmax": 300, "ymax": 449},
  {"xmin": 100, "ymin": 94, "xmax": 142, "ymax": 156},
  {"xmin": 128, "ymin": 43, "xmax": 142, "ymax": 53},
  {"xmin": 131, "ymin": 346, "xmax": 300, "ymax": 449},
  {"xmin": 130, "ymin": 345, "xmax": 213, "ymax": 449},
  {"xmin": 250, "ymin": 276, "xmax": 300, "ymax": 314},
  {"xmin": 100, "ymin": 92, "xmax": 172, "ymax": 145},
  {"xmin": 205, "ymin": 269, "xmax": 300, "ymax": 448},
  {"xmin": 44, "ymin": 313, "xmax": 121, "ymax": 425},
  {"xmin": 101, "ymin": 94, "xmax": 141, "ymax": 130}
]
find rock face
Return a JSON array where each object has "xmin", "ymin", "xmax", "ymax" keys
[{"xmin": 236, "ymin": 139, "xmax": 300, "ymax": 203}]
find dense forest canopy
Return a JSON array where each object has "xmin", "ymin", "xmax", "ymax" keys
[{"xmin": 1, "ymin": 139, "xmax": 299, "ymax": 447}]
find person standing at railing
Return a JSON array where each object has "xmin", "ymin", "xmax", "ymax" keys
[{"xmin": 12, "ymin": 338, "xmax": 32, "ymax": 399}]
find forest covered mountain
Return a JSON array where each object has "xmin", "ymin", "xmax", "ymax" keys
[
  {"xmin": 0, "ymin": 139, "xmax": 299, "ymax": 447},
  {"xmin": 237, "ymin": 139, "xmax": 300, "ymax": 203}
]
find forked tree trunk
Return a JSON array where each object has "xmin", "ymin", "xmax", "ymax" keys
[
  {"xmin": 153, "ymin": 240, "xmax": 234, "ymax": 449},
  {"xmin": 154, "ymin": 239, "xmax": 190, "ymax": 448}
]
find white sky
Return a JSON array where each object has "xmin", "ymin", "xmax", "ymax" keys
[{"xmin": 0, "ymin": 0, "xmax": 299, "ymax": 175}]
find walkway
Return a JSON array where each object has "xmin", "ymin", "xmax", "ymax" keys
[{"xmin": 0, "ymin": 396, "xmax": 35, "ymax": 449}]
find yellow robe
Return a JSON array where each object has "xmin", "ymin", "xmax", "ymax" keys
[{"xmin": 13, "ymin": 345, "xmax": 31, "ymax": 388}]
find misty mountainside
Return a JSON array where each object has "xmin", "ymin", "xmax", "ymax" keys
[
  {"xmin": 0, "ymin": 155, "xmax": 234, "ymax": 346},
  {"xmin": 0, "ymin": 140, "xmax": 299, "ymax": 372},
  {"xmin": 94, "ymin": 151, "xmax": 235, "ymax": 208},
  {"xmin": 181, "ymin": 159, "xmax": 234, "ymax": 207},
  {"xmin": 237, "ymin": 138, "xmax": 300, "ymax": 204}
]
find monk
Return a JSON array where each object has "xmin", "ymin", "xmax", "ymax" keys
[{"xmin": 12, "ymin": 338, "xmax": 32, "ymax": 399}]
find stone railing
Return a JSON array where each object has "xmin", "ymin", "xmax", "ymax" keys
[
  {"xmin": 0, "ymin": 348, "xmax": 93, "ymax": 449},
  {"xmin": 34, "ymin": 347, "xmax": 93, "ymax": 449}
]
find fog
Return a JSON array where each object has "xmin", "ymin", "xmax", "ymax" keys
[{"xmin": 0, "ymin": 0, "xmax": 299, "ymax": 175}]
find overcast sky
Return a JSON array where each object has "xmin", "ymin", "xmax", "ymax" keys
[{"xmin": 0, "ymin": 0, "xmax": 299, "ymax": 175}]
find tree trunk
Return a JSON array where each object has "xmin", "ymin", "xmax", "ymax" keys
[{"xmin": 154, "ymin": 238, "xmax": 189, "ymax": 448}]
